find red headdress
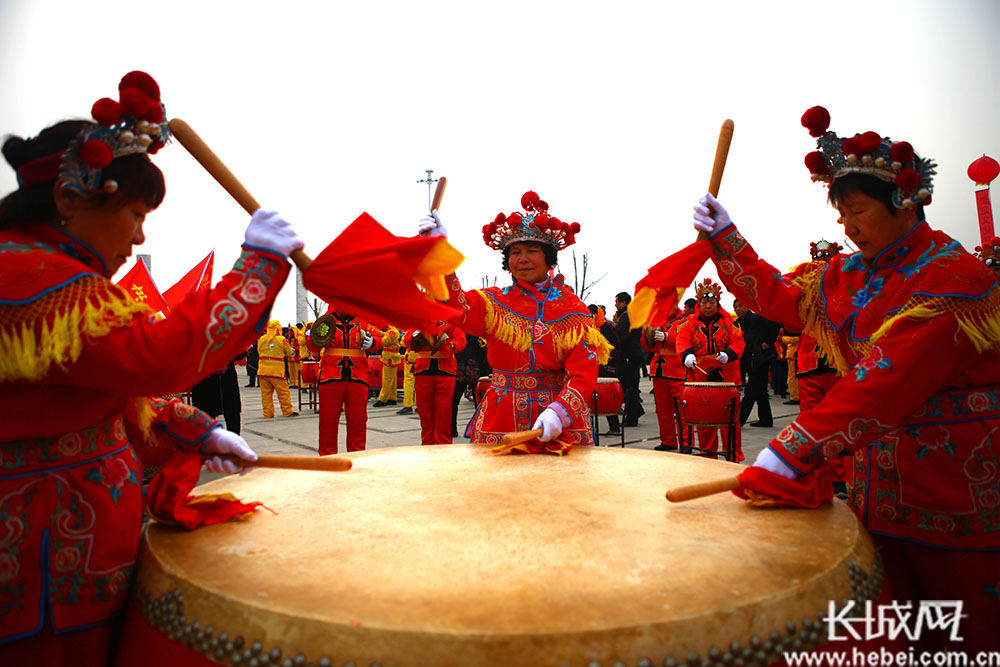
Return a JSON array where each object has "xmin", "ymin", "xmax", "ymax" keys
[
  {"xmin": 809, "ymin": 239, "xmax": 843, "ymax": 262},
  {"xmin": 974, "ymin": 236, "xmax": 1000, "ymax": 268},
  {"xmin": 482, "ymin": 191, "xmax": 581, "ymax": 251},
  {"xmin": 800, "ymin": 106, "xmax": 935, "ymax": 210},
  {"xmin": 694, "ymin": 278, "xmax": 723, "ymax": 300}
]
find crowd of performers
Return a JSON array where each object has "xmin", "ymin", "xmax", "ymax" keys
[{"xmin": 0, "ymin": 69, "xmax": 998, "ymax": 664}]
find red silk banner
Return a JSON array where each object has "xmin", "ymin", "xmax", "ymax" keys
[{"xmin": 975, "ymin": 188, "xmax": 995, "ymax": 245}]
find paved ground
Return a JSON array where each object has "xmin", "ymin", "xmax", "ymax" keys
[{"xmin": 200, "ymin": 368, "xmax": 800, "ymax": 486}]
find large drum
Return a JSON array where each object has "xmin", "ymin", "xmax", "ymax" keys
[
  {"xmin": 679, "ymin": 381, "xmax": 739, "ymax": 426},
  {"xmin": 121, "ymin": 447, "xmax": 882, "ymax": 667},
  {"xmin": 592, "ymin": 376, "xmax": 623, "ymax": 415},
  {"xmin": 300, "ymin": 360, "xmax": 319, "ymax": 385},
  {"xmin": 475, "ymin": 374, "xmax": 491, "ymax": 406}
]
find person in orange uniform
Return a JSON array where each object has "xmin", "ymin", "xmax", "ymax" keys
[
  {"xmin": 256, "ymin": 320, "xmax": 298, "ymax": 418},
  {"xmin": 306, "ymin": 310, "xmax": 381, "ymax": 454},
  {"xmin": 642, "ymin": 298, "xmax": 695, "ymax": 451},
  {"xmin": 692, "ymin": 106, "xmax": 1000, "ymax": 652},
  {"xmin": 374, "ymin": 326, "xmax": 402, "ymax": 407},
  {"xmin": 418, "ymin": 191, "xmax": 610, "ymax": 451},
  {"xmin": 0, "ymin": 71, "xmax": 299, "ymax": 664},
  {"xmin": 405, "ymin": 321, "xmax": 467, "ymax": 444},
  {"xmin": 676, "ymin": 278, "xmax": 745, "ymax": 461}
]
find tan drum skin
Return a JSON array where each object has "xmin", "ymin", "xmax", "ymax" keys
[{"xmin": 133, "ymin": 445, "xmax": 882, "ymax": 667}]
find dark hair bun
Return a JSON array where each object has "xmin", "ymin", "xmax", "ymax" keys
[{"xmin": 2, "ymin": 135, "xmax": 30, "ymax": 169}]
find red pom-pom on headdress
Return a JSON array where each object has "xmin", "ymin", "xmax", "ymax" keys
[
  {"xmin": 143, "ymin": 104, "xmax": 164, "ymax": 124},
  {"xmin": 119, "ymin": 71, "xmax": 161, "ymax": 102},
  {"xmin": 79, "ymin": 139, "xmax": 113, "ymax": 168},
  {"xmin": 841, "ymin": 137, "xmax": 860, "ymax": 158},
  {"xmin": 92, "ymin": 98, "xmax": 123, "ymax": 126},
  {"xmin": 119, "ymin": 88, "xmax": 153, "ymax": 118},
  {"xmin": 521, "ymin": 191, "xmax": 540, "ymax": 211},
  {"xmin": 801, "ymin": 106, "xmax": 831, "ymax": 138},
  {"xmin": 855, "ymin": 132, "xmax": 882, "ymax": 155},
  {"xmin": 890, "ymin": 142, "xmax": 914, "ymax": 163},
  {"xmin": 805, "ymin": 151, "xmax": 829, "ymax": 174},
  {"xmin": 895, "ymin": 168, "xmax": 920, "ymax": 191}
]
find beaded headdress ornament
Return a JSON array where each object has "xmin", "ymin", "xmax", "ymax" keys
[
  {"xmin": 809, "ymin": 239, "xmax": 843, "ymax": 262},
  {"xmin": 15, "ymin": 71, "xmax": 170, "ymax": 196},
  {"xmin": 801, "ymin": 106, "xmax": 935, "ymax": 209},
  {"xmin": 974, "ymin": 236, "xmax": 1000, "ymax": 267},
  {"xmin": 482, "ymin": 191, "xmax": 581, "ymax": 251},
  {"xmin": 694, "ymin": 278, "xmax": 723, "ymax": 300}
]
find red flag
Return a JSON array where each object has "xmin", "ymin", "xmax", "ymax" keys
[
  {"xmin": 116, "ymin": 258, "xmax": 169, "ymax": 313},
  {"xmin": 163, "ymin": 250, "xmax": 214, "ymax": 310},
  {"xmin": 628, "ymin": 240, "xmax": 712, "ymax": 328},
  {"xmin": 145, "ymin": 452, "xmax": 263, "ymax": 530}
]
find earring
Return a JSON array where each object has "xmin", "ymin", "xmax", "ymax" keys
[{"xmin": 60, "ymin": 219, "xmax": 68, "ymax": 227}]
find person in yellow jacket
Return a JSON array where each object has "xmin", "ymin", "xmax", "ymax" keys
[
  {"xmin": 286, "ymin": 323, "xmax": 308, "ymax": 388},
  {"xmin": 396, "ymin": 342, "xmax": 417, "ymax": 415},
  {"xmin": 374, "ymin": 326, "xmax": 402, "ymax": 407},
  {"xmin": 780, "ymin": 330, "xmax": 800, "ymax": 404},
  {"xmin": 257, "ymin": 320, "xmax": 298, "ymax": 418}
]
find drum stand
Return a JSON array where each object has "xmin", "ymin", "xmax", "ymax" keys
[
  {"xmin": 673, "ymin": 396, "xmax": 739, "ymax": 462},
  {"xmin": 591, "ymin": 390, "xmax": 626, "ymax": 448},
  {"xmin": 298, "ymin": 382, "xmax": 319, "ymax": 412}
]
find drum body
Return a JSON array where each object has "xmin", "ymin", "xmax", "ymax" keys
[
  {"xmin": 680, "ymin": 381, "xmax": 739, "ymax": 426},
  {"xmin": 475, "ymin": 375, "xmax": 491, "ymax": 405},
  {"xmin": 367, "ymin": 357, "xmax": 382, "ymax": 384},
  {"xmin": 592, "ymin": 377, "xmax": 623, "ymax": 415},
  {"xmin": 300, "ymin": 360, "xmax": 319, "ymax": 385},
  {"xmin": 125, "ymin": 446, "xmax": 882, "ymax": 667}
]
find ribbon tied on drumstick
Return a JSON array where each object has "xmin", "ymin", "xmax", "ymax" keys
[{"xmin": 666, "ymin": 464, "xmax": 835, "ymax": 508}]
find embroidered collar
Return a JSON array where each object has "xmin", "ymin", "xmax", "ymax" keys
[
  {"xmin": 30, "ymin": 223, "xmax": 108, "ymax": 277},
  {"xmin": 865, "ymin": 220, "xmax": 929, "ymax": 272}
]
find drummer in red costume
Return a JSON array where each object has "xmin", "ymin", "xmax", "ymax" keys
[
  {"xmin": 974, "ymin": 235, "xmax": 1000, "ymax": 282},
  {"xmin": 675, "ymin": 279, "xmax": 745, "ymax": 461},
  {"xmin": 404, "ymin": 320, "xmax": 467, "ymax": 444},
  {"xmin": 0, "ymin": 72, "xmax": 301, "ymax": 664},
  {"xmin": 692, "ymin": 106, "xmax": 1000, "ymax": 652},
  {"xmin": 418, "ymin": 191, "xmax": 610, "ymax": 452},
  {"xmin": 306, "ymin": 310, "xmax": 381, "ymax": 454},
  {"xmin": 642, "ymin": 299, "xmax": 695, "ymax": 451}
]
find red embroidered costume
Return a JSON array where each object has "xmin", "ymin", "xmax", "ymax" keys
[
  {"xmin": 404, "ymin": 321, "xmax": 467, "ymax": 444},
  {"xmin": 702, "ymin": 107, "xmax": 1000, "ymax": 650},
  {"xmin": 439, "ymin": 192, "xmax": 610, "ymax": 451},
  {"xmin": 306, "ymin": 311, "xmax": 382, "ymax": 454},
  {"xmin": 641, "ymin": 311, "xmax": 688, "ymax": 449},
  {"xmin": 0, "ymin": 226, "xmax": 289, "ymax": 647}
]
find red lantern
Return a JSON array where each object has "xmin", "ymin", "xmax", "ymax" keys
[{"xmin": 968, "ymin": 155, "xmax": 1000, "ymax": 186}]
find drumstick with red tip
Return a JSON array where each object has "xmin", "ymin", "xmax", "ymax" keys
[
  {"xmin": 202, "ymin": 454, "xmax": 353, "ymax": 473},
  {"xmin": 665, "ymin": 476, "xmax": 741, "ymax": 502}
]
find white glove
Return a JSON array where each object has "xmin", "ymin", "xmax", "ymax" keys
[
  {"xmin": 532, "ymin": 408, "xmax": 563, "ymax": 443},
  {"xmin": 683, "ymin": 354, "xmax": 696, "ymax": 368},
  {"xmin": 653, "ymin": 329, "xmax": 666, "ymax": 342},
  {"xmin": 716, "ymin": 351, "xmax": 729, "ymax": 364},
  {"xmin": 202, "ymin": 428, "xmax": 258, "ymax": 475},
  {"xmin": 360, "ymin": 331, "xmax": 374, "ymax": 350},
  {"xmin": 752, "ymin": 448, "xmax": 800, "ymax": 480},
  {"xmin": 245, "ymin": 209, "xmax": 305, "ymax": 258},
  {"xmin": 692, "ymin": 193, "xmax": 733, "ymax": 237},
  {"xmin": 417, "ymin": 210, "xmax": 447, "ymax": 238}
]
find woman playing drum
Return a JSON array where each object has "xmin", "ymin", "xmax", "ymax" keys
[
  {"xmin": 418, "ymin": 191, "xmax": 610, "ymax": 451},
  {"xmin": 0, "ymin": 72, "xmax": 302, "ymax": 664},
  {"xmin": 693, "ymin": 106, "xmax": 1000, "ymax": 652}
]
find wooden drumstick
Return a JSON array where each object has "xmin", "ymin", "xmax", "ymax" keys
[
  {"xmin": 431, "ymin": 176, "xmax": 447, "ymax": 212},
  {"xmin": 202, "ymin": 453, "xmax": 353, "ymax": 472},
  {"xmin": 665, "ymin": 476, "xmax": 741, "ymax": 502},
  {"xmin": 501, "ymin": 428, "xmax": 544, "ymax": 446},
  {"xmin": 168, "ymin": 118, "xmax": 313, "ymax": 273},
  {"xmin": 696, "ymin": 119, "xmax": 735, "ymax": 242}
]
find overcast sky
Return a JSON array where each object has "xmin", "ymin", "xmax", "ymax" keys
[{"xmin": 2, "ymin": 0, "xmax": 998, "ymax": 320}]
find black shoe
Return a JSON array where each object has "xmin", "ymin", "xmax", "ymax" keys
[
  {"xmin": 286, "ymin": 412, "xmax": 299, "ymax": 417},
  {"xmin": 750, "ymin": 421, "xmax": 773, "ymax": 427},
  {"xmin": 782, "ymin": 400, "xmax": 800, "ymax": 405},
  {"xmin": 653, "ymin": 444, "xmax": 678, "ymax": 451},
  {"xmin": 604, "ymin": 429, "xmax": 622, "ymax": 436},
  {"xmin": 396, "ymin": 406, "xmax": 413, "ymax": 415},
  {"xmin": 387, "ymin": 400, "xmax": 397, "ymax": 405},
  {"xmin": 373, "ymin": 401, "xmax": 388, "ymax": 407},
  {"xmin": 244, "ymin": 384, "xmax": 254, "ymax": 387}
]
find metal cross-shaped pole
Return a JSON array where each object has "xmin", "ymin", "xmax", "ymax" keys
[{"xmin": 417, "ymin": 169, "xmax": 437, "ymax": 211}]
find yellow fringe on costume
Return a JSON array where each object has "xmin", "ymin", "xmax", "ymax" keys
[
  {"xmin": 870, "ymin": 285, "xmax": 1000, "ymax": 354},
  {"xmin": 792, "ymin": 263, "xmax": 852, "ymax": 377},
  {"xmin": 479, "ymin": 292, "xmax": 612, "ymax": 365},
  {"xmin": 0, "ymin": 276, "xmax": 151, "ymax": 383}
]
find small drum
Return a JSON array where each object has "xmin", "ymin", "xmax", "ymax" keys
[
  {"xmin": 121, "ymin": 447, "xmax": 881, "ymax": 667},
  {"xmin": 300, "ymin": 360, "xmax": 319, "ymax": 385},
  {"xmin": 592, "ymin": 377, "xmax": 623, "ymax": 415},
  {"xmin": 680, "ymin": 381, "xmax": 739, "ymax": 426},
  {"xmin": 475, "ymin": 375, "xmax": 491, "ymax": 406}
]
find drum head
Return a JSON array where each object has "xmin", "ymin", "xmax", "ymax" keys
[
  {"xmin": 134, "ymin": 447, "xmax": 879, "ymax": 666},
  {"xmin": 309, "ymin": 314, "xmax": 336, "ymax": 347}
]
